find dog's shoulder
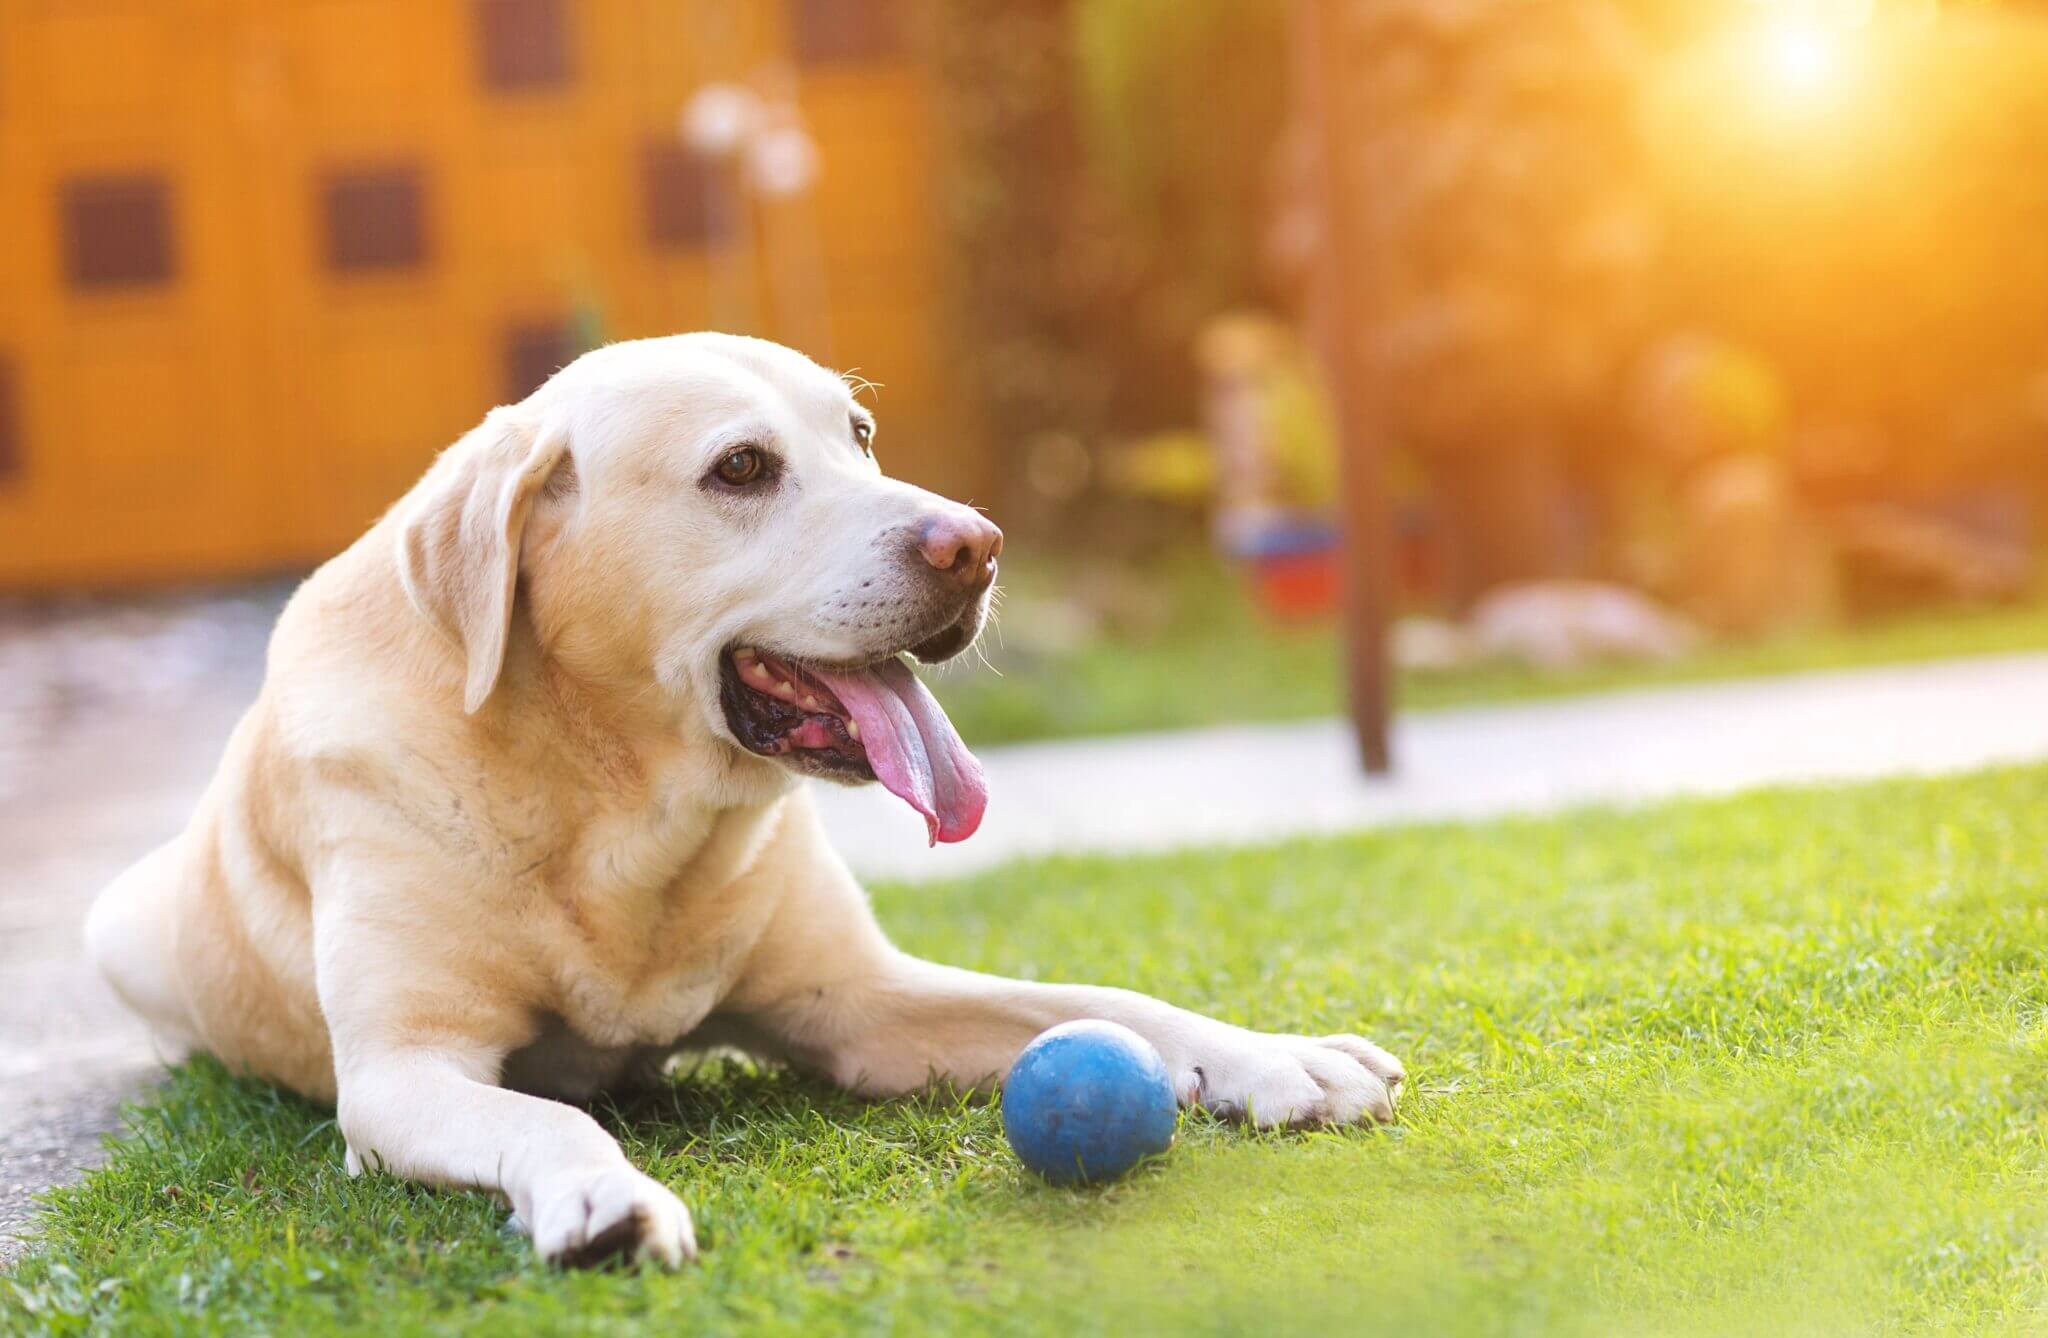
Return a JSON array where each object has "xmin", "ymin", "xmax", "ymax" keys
[
  {"xmin": 214, "ymin": 526, "xmax": 523, "ymax": 875},
  {"xmin": 268, "ymin": 522, "xmax": 463, "ymax": 750}
]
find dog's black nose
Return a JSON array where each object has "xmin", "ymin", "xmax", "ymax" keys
[{"xmin": 916, "ymin": 509, "xmax": 1002, "ymax": 588}]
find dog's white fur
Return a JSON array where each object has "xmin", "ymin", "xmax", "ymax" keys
[{"xmin": 84, "ymin": 334, "xmax": 1403, "ymax": 1268}]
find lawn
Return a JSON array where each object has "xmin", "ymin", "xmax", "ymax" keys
[
  {"xmin": 8, "ymin": 765, "xmax": 2048, "ymax": 1334},
  {"xmin": 931, "ymin": 553, "xmax": 2048, "ymax": 743}
]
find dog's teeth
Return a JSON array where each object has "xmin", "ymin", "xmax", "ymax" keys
[
  {"xmin": 846, "ymin": 720, "xmax": 860, "ymax": 740},
  {"xmin": 734, "ymin": 647, "xmax": 757, "ymax": 662},
  {"xmin": 773, "ymin": 681, "xmax": 796, "ymax": 700},
  {"xmin": 800, "ymin": 695, "xmax": 819, "ymax": 711},
  {"xmin": 749, "ymin": 662, "xmax": 773, "ymax": 682}
]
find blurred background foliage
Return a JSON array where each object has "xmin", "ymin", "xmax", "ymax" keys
[
  {"xmin": 925, "ymin": 0, "xmax": 1288, "ymax": 549},
  {"xmin": 927, "ymin": 0, "xmax": 2048, "ymax": 518},
  {"xmin": 923, "ymin": 0, "xmax": 2048, "ymax": 629},
  {"xmin": 1069, "ymin": 0, "xmax": 1288, "ymax": 350},
  {"xmin": 900, "ymin": 0, "xmax": 2048, "ymax": 732}
]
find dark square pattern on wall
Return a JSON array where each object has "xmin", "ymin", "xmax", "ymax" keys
[
  {"xmin": 475, "ymin": 0, "xmax": 573, "ymax": 91},
  {"xmin": 0, "ymin": 356, "xmax": 18, "ymax": 486},
  {"xmin": 641, "ymin": 143, "xmax": 720, "ymax": 248},
  {"xmin": 322, "ymin": 167, "xmax": 428, "ymax": 272},
  {"xmin": 62, "ymin": 175, "xmax": 175, "ymax": 289},
  {"xmin": 790, "ymin": 0, "xmax": 900, "ymax": 63},
  {"xmin": 503, "ymin": 321, "xmax": 576, "ymax": 402}
]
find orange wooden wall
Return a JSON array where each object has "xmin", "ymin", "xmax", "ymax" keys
[{"xmin": 0, "ymin": 0, "xmax": 961, "ymax": 590}]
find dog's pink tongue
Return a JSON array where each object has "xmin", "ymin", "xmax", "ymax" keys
[{"xmin": 810, "ymin": 659, "xmax": 987, "ymax": 845}]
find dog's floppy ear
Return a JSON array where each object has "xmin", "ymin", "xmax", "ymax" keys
[{"xmin": 396, "ymin": 407, "xmax": 571, "ymax": 714}]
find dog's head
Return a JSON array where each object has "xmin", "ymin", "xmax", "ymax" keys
[{"xmin": 394, "ymin": 333, "xmax": 997, "ymax": 843}]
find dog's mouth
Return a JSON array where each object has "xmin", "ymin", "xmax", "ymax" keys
[{"xmin": 718, "ymin": 647, "xmax": 987, "ymax": 845}]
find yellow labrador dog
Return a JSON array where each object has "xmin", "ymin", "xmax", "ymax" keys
[{"xmin": 84, "ymin": 333, "xmax": 1403, "ymax": 1267}]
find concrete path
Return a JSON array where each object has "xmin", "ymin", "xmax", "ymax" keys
[
  {"xmin": 0, "ymin": 588, "xmax": 281, "ymax": 1263},
  {"xmin": 6, "ymin": 594, "xmax": 2048, "ymax": 1261},
  {"xmin": 816, "ymin": 651, "xmax": 2048, "ymax": 881}
]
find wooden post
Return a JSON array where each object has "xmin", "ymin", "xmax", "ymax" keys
[{"xmin": 1298, "ymin": 0, "xmax": 1393, "ymax": 773}]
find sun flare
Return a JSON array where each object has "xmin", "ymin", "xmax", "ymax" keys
[{"xmin": 1759, "ymin": 14, "xmax": 1841, "ymax": 93}]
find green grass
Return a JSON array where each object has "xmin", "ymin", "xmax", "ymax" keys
[
  {"xmin": 10, "ymin": 766, "xmax": 2048, "ymax": 1334},
  {"xmin": 930, "ymin": 554, "xmax": 2048, "ymax": 743}
]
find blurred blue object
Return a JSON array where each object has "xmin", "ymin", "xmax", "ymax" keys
[
  {"xmin": 1002, "ymin": 1020, "xmax": 1177, "ymax": 1185},
  {"xmin": 1221, "ymin": 514, "xmax": 1338, "ymax": 561}
]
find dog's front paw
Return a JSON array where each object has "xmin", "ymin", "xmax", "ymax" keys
[
  {"xmin": 527, "ymin": 1165, "xmax": 696, "ymax": 1269},
  {"xmin": 1181, "ymin": 1031, "xmax": 1405, "ymax": 1128}
]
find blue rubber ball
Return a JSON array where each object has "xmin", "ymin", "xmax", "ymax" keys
[{"xmin": 1002, "ymin": 1020, "xmax": 1177, "ymax": 1185}]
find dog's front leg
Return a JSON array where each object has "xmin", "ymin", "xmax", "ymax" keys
[
  {"xmin": 334, "ymin": 1045, "xmax": 694, "ymax": 1268},
  {"xmin": 753, "ymin": 948, "xmax": 1404, "ymax": 1129}
]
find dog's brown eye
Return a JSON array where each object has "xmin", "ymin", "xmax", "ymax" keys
[
  {"xmin": 852, "ymin": 418, "xmax": 874, "ymax": 457},
  {"xmin": 715, "ymin": 447, "xmax": 765, "ymax": 487}
]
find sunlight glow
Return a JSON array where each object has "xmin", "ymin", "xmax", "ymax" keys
[{"xmin": 1760, "ymin": 15, "xmax": 1841, "ymax": 93}]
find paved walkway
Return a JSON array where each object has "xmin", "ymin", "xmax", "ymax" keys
[
  {"xmin": 6, "ymin": 604, "xmax": 2048, "ymax": 1261},
  {"xmin": 815, "ymin": 651, "xmax": 2048, "ymax": 880},
  {"xmin": 0, "ymin": 589, "xmax": 278, "ymax": 1263}
]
